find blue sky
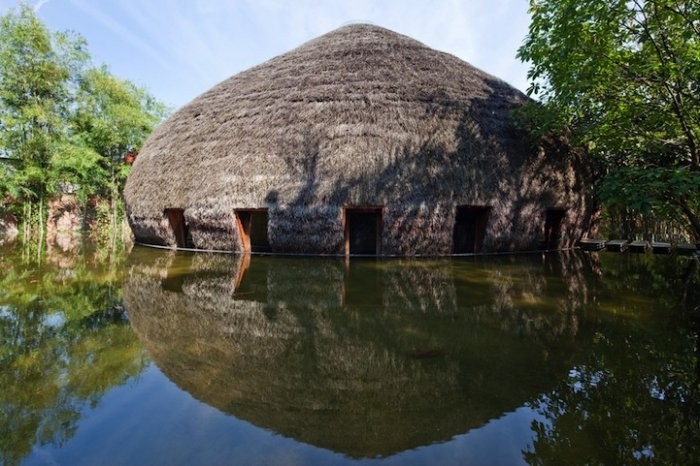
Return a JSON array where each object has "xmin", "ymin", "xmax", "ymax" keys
[{"xmin": 1, "ymin": 0, "xmax": 532, "ymax": 109}]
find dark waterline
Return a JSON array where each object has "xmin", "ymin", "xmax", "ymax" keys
[{"xmin": 1, "ymin": 244, "xmax": 698, "ymax": 465}]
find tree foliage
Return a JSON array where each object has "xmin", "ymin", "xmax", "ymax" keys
[
  {"xmin": 0, "ymin": 4, "xmax": 165, "ymax": 238},
  {"xmin": 71, "ymin": 66, "xmax": 166, "ymax": 198},
  {"xmin": 518, "ymin": 0, "xmax": 700, "ymax": 238},
  {"xmin": 0, "ymin": 5, "xmax": 85, "ymax": 206}
]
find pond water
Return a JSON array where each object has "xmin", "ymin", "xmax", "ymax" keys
[{"xmin": 0, "ymin": 244, "xmax": 699, "ymax": 465}]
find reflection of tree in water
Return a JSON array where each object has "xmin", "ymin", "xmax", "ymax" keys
[
  {"xmin": 523, "ymin": 255, "xmax": 700, "ymax": 465},
  {"xmin": 0, "ymin": 246, "xmax": 148, "ymax": 466},
  {"xmin": 124, "ymin": 250, "xmax": 608, "ymax": 458}
]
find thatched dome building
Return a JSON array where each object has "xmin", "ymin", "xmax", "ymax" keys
[{"xmin": 124, "ymin": 24, "xmax": 595, "ymax": 255}]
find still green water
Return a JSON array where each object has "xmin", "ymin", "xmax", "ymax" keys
[{"xmin": 0, "ymin": 244, "xmax": 698, "ymax": 465}]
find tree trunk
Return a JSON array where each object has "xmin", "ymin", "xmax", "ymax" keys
[
  {"xmin": 27, "ymin": 200, "xmax": 32, "ymax": 241},
  {"xmin": 110, "ymin": 173, "xmax": 117, "ymax": 256},
  {"xmin": 37, "ymin": 193, "xmax": 44, "ymax": 263},
  {"xmin": 22, "ymin": 202, "xmax": 28, "ymax": 242},
  {"xmin": 678, "ymin": 198, "xmax": 700, "ymax": 239}
]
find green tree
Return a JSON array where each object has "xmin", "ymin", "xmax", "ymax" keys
[
  {"xmin": 70, "ymin": 66, "xmax": 166, "ymax": 246},
  {"xmin": 518, "ymin": 0, "xmax": 700, "ymax": 239},
  {"xmin": 0, "ymin": 3, "xmax": 89, "ymax": 241},
  {"xmin": 0, "ymin": 5, "xmax": 165, "ymax": 245}
]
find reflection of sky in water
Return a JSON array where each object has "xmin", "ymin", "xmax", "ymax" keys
[
  {"xmin": 0, "ymin": 305, "xmax": 14, "ymax": 321},
  {"xmin": 1, "ymin": 308, "xmax": 65, "ymax": 329},
  {"xmin": 25, "ymin": 363, "xmax": 542, "ymax": 466},
  {"xmin": 4, "ymin": 247, "xmax": 699, "ymax": 465},
  {"xmin": 42, "ymin": 312, "xmax": 66, "ymax": 329}
]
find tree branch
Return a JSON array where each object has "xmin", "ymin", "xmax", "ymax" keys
[
  {"xmin": 662, "ymin": 2, "xmax": 700, "ymax": 39},
  {"xmin": 677, "ymin": 197, "xmax": 700, "ymax": 239},
  {"xmin": 631, "ymin": 0, "xmax": 699, "ymax": 167}
]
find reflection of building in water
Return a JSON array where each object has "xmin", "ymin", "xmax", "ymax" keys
[{"xmin": 123, "ymin": 251, "xmax": 598, "ymax": 458}]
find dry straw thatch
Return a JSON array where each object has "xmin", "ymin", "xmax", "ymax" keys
[{"xmin": 124, "ymin": 24, "xmax": 596, "ymax": 255}]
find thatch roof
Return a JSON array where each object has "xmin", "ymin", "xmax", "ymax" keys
[
  {"xmin": 126, "ymin": 24, "xmax": 531, "ymax": 213},
  {"xmin": 124, "ymin": 24, "xmax": 594, "ymax": 254}
]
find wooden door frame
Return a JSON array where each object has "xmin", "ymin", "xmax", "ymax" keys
[
  {"xmin": 234, "ymin": 208, "xmax": 268, "ymax": 253},
  {"xmin": 164, "ymin": 208, "xmax": 187, "ymax": 248}
]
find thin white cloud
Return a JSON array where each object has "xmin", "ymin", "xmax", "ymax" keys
[
  {"xmin": 111, "ymin": 4, "xmax": 193, "ymax": 78},
  {"xmin": 33, "ymin": 0, "xmax": 50, "ymax": 12},
  {"xmin": 235, "ymin": 0, "xmax": 481, "ymax": 65},
  {"xmin": 106, "ymin": 1, "xmax": 251, "ymax": 90},
  {"xmin": 35, "ymin": 0, "xmax": 531, "ymax": 107},
  {"xmin": 68, "ymin": 0, "xmax": 176, "ymax": 74}
]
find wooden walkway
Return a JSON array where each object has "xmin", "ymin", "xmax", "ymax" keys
[{"xmin": 577, "ymin": 239, "xmax": 698, "ymax": 255}]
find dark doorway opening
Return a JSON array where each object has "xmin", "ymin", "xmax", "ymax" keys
[
  {"xmin": 543, "ymin": 208, "xmax": 566, "ymax": 249},
  {"xmin": 452, "ymin": 205, "xmax": 491, "ymax": 254},
  {"xmin": 344, "ymin": 207, "xmax": 382, "ymax": 256},
  {"xmin": 235, "ymin": 209, "xmax": 270, "ymax": 253},
  {"xmin": 164, "ymin": 208, "xmax": 193, "ymax": 248}
]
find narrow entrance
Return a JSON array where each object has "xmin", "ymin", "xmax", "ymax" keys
[
  {"xmin": 344, "ymin": 207, "xmax": 382, "ymax": 256},
  {"xmin": 164, "ymin": 208, "xmax": 193, "ymax": 248},
  {"xmin": 452, "ymin": 206, "xmax": 490, "ymax": 254},
  {"xmin": 543, "ymin": 208, "xmax": 566, "ymax": 249},
  {"xmin": 234, "ymin": 209, "xmax": 270, "ymax": 253}
]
